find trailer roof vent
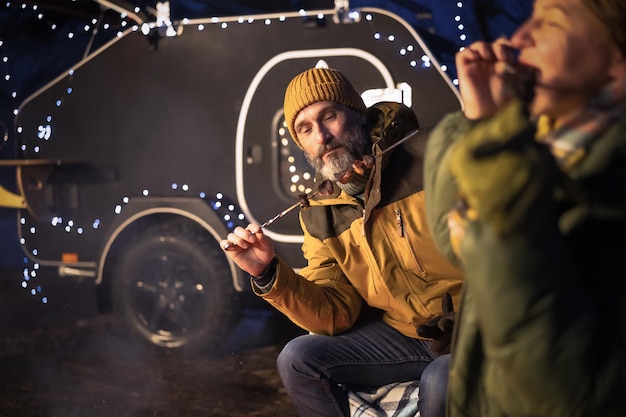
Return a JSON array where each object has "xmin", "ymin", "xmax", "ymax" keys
[{"xmin": 334, "ymin": 0, "xmax": 360, "ymax": 24}]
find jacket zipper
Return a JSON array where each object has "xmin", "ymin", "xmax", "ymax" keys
[
  {"xmin": 395, "ymin": 208, "xmax": 426, "ymax": 275},
  {"xmin": 395, "ymin": 208, "xmax": 404, "ymax": 237}
]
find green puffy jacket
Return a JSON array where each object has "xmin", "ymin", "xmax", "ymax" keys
[
  {"xmin": 255, "ymin": 102, "xmax": 463, "ymax": 338},
  {"xmin": 425, "ymin": 106, "xmax": 626, "ymax": 417}
]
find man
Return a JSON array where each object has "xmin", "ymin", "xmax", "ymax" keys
[
  {"xmin": 424, "ymin": 0, "xmax": 626, "ymax": 415},
  {"xmin": 221, "ymin": 66, "xmax": 463, "ymax": 417}
]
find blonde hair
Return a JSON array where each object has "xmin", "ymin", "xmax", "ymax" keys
[{"xmin": 581, "ymin": 0, "xmax": 626, "ymax": 57}]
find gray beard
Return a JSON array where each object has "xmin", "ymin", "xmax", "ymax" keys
[
  {"xmin": 306, "ymin": 123, "xmax": 369, "ymax": 181},
  {"xmin": 319, "ymin": 151, "xmax": 354, "ymax": 182}
]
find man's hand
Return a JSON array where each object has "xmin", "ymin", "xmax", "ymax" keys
[
  {"xmin": 220, "ymin": 224, "xmax": 275, "ymax": 277},
  {"xmin": 417, "ymin": 293, "xmax": 456, "ymax": 356}
]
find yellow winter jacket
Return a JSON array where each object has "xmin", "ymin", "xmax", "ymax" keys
[{"xmin": 255, "ymin": 102, "xmax": 463, "ymax": 337}]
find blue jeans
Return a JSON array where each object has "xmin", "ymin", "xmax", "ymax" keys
[
  {"xmin": 418, "ymin": 354, "xmax": 451, "ymax": 417},
  {"xmin": 276, "ymin": 319, "xmax": 448, "ymax": 417}
]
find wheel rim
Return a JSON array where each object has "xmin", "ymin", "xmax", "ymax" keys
[{"xmin": 127, "ymin": 246, "xmax": 211, "ymax": 347}]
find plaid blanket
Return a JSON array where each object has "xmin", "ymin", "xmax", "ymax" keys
[{"xmin": 349, "ymin": 381, "xmax": 420, "ymax": 417}]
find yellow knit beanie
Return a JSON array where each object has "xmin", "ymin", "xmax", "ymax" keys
[{"xmin": 283, "ymin": 67, "xmax": 367, "ymax": 148}]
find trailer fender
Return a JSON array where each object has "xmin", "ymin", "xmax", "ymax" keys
[{"xmin": 97, "ymin": 196, "xmax": 246, "ymax": 291}]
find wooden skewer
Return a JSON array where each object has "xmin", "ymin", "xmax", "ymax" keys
[
  {"xmin": 222, "ymin": 190, "xmax": 319, "ymax": 251},
  {"xmin": 260, "ymin": 190, "xmax": 319, "ymax": 228}
]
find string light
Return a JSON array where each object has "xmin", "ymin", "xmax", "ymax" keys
[{"xmin": 451, "ymin": 1, "xmax": 470, "ymax": 85}]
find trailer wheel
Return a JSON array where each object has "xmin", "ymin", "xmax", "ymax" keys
[{"xmin": 111, "ymin": 221, "xmax": 239, "ymax": 353}]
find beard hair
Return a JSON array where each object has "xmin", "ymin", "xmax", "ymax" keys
[{"xmin": 306, "ymin": 122, "xmax": 369, "ymax": 181}]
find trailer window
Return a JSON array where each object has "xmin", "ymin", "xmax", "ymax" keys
[{"xmin": 276, "ymin": 118, "xmax": 316, "ymax": 198}]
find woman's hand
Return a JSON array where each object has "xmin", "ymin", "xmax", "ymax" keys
[{"xmin": 456, "ymin": 38, "xmax": 517, "ymax": 120}]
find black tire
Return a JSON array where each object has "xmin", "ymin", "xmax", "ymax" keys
[{"xmin": 111, "ymin": 220, "xmax": 240, "ymax": 353}]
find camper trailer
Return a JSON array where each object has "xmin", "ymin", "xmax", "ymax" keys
[{"xmin": 1, "ymin": 2, "xmax": 461, "ymax": 351}]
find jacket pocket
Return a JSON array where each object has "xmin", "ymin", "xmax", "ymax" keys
[{"xmin": 394, "ymin": 208, "xmax": 427, "ymax": 277}]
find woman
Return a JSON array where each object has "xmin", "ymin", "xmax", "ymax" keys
[{"xmin": 424, "ymin": 0, "xmax": 626, "ymax": 416}]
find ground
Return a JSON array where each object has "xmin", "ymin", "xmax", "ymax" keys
[{"xmin": 0, "ymin": 267, "xmax": 304, "ymax": 417}]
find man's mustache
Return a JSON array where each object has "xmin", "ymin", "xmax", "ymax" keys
[{"xmin": 316, "ymin": 143, "xmax": 342, "ymax": 160}]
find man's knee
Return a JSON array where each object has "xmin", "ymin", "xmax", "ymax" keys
[
  {"xmin": 276, "ymin": 334, "xmax": 322, "ymax": 378},
  {"xmin": 420, "ymin": 354, "xmax": 451, "ymax": 389}
]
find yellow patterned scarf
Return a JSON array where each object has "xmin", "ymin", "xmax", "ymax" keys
[{"xmin": 536, "ymin": 75, "xmax": 626, "ymax": 170}]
